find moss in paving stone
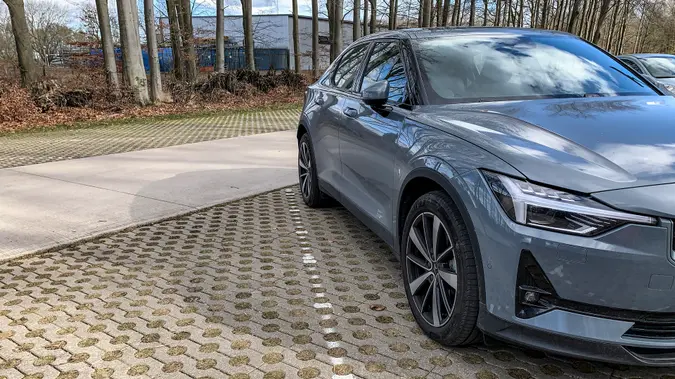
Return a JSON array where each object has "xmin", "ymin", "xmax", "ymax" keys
[
  {"xmin": 332, "ymin": 364, "xmax": 353, "ymax": 375},
  {"xmin": 56, "ymin": 370, "xmax": 79, "ymax": 379},
  {"xmin": 231, "ymin": 340, "xmax": 251, "ymax": 349},
  {"xmin": 263, "ymin": 324, "xmax": 281, "ymax": 332},
  {"xmin": 135, "ymin": 348, "xmax": 155, "ymax": 358},
  {"xmin": 430, "ymin": 355, "xmax": 453, "ymax": 367},
  {"xmin": 359, "ymin": 345, "xmax": 378, "ymax": 355},
  {"xmin": 102, "ymin": 350, "xmax": 123, "ymax": 362},
  {"xmin": 78, "ymin": 338, "xmax": 98, "ymax": 347},
  {"xmin": 168, "ymin": 346, "xmax": 187, "ymax": 356},
  {"xmin": 507, "ymin": 368, "xmax": 533, "ymax": 379},
  {"xmin": 493, "ymin": 351, "xmax": 515, "ymax": 362},
  {"xmin": 463, "ymin": 353, "xmax": 485, "ymax": 364},
  {"xmin": 476, "ymin": 370, "xmax": 498, "ymax": 379},
  {"xmin": 397, "ymin": 358, "xmax": 419, "ymax": 370},
  {"xmin": 197, "ymin": 358, "xmax": 218, "ymax": 369},
  {"xmin": 162, "ymin": 362, "xmax": 183, "ymax": 373},
  {"xmin": 34, "ymin": 355, "xmax": 56, "ymax": 366},
  {"xmin": 127, "ymin": 365, "xmax": 149, "ymax": 376},
  {"xmin": 262, "ymin": 337, "xmax": 282, "ymax": 347},
  {"xmin": 263, "ymin": 371, "xmax": 286, "ymax": 379},
  {"xmin": 296, "ymin": 350, "xmax": 316, "ymax": 361},
  {"xmin": 68, "ymin": 353, "xmax": 89, "ymax": 363},
  {"xmin": 327, "ymin": 347, "xmax": 347, "ymax": 358},
  {"xmin": 262, "ymin": 352, "xmax": 284, "ymax": 364},
  {"xmin": 293, "ymin": 335, "xmax": 312, "ymax": 344},
  {"xmin": 365, "ymin": 362, "xmax": 386, "ymax": 372}
]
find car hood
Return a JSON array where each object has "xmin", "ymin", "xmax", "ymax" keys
[{"xmin": 414, "ymin": 96, "xmax": 675, "ymax": 193}]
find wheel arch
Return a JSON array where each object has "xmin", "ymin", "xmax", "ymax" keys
[{"xmin": 397, "ymin": 164, "xmax": 487, "ymax": 305}]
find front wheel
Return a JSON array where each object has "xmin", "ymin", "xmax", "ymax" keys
[{"xmin": 401, "ymin": 190, "xmax": 481, "ymax": 346}]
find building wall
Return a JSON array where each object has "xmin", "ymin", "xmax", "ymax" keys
[{"xmin": 159, "ymin": 14, "xmax": 356, "ymax": 71}]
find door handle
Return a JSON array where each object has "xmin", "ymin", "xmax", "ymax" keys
[
  {"xmin": 343, "ymin": 107, "xmax": 358, "ymax": 118},
  {"xmin": 314, "ymin": 96, "xmax": 325, "ymax": 105}
]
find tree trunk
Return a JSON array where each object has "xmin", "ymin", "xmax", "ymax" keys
[
  {"xmin": 518, "ymin": 0, "xmax": 524, "ymax": 26},
  {"xmin": 354, "ymin": 0, "xmax": 361, "ymax": 39},
  {"xmin": 605, "ymin": 0, "xmax": 618, "ymax": 50},
  {"xmin": 591, "ymin": 0, "xmax": 611, "ymax": 43},
  {"xmin": 3, "ymin": 0, "xmax": 35, "ymax": 87},
  {"xmin": 540, "ymin": 0, "xmax": 548, "ymax": 28},
  {"xmin": 334, "ymin": 0, "xmax": 344, "ymax": 57},
  {"xmin": 363, "ymin": 0, "xmax": 369, "ymax": 34},
  {"xmin": 586, "ymin": 0, "xmax": 599, "ymax": 40},
  {"xmin": 422, "ymin": 0, "xmax": 430, "ymax": 25},
  {"xmin": 241, "ymin": 0, "xmax": 255, "ymax": 70},
  {"xmin": 436, "ymin": 0, "xmax": 442, "ymax": 25},
  {"xmin": 166, "ymin": 0, "xmax": 184, "ymax": 79},
  {"xmin": 469, "ymin": 0, "xmax": 476, "ymax": 25},
  {"xmin": 144, "ymin": 0, "xmax": 165, "ymax": 102},
  {"xmin": 531, "ymin": 0, "xmax": 539, "ymax": 27},
  {"xmin": 370, "ymin": 0, "xmax": 376, "ymax": 32},
  {"xmin": 452, "ymin": 0, "xmax": 460, "ymax": 24},
  {"xmin": 617, "ymin": 0, "xmax": 629, "ymax": 53},
  {"xmin": 442, "ymin": 0, "xmax": 451, "ymax": 25},
  {"xmin": 215, "ymin": 0, "xmax": 225, "ymax": 72},
  {"xmin": 312, "ymin": 0, "xmax": 319, "ymax": 76},
  {"xmin": 506, "ymin": 0, "xmax": 512, "ymax": 26},
  {"xmin": 568, "ymin": 0, "xmax": 580, "ymax": 32},
  {"xmin": 389, "ymin": 0, "xmax": 395, "ymax": 28},
  {"xmin": 95, "ymin": 0, "xmax": 119, "ymax": 90},
  {"xmin": 634, "ymin": 2, "xmax": 645, "ymax": 53},
  {"xmin": 482, "ymin": 0, "xmax": 488, "ymax": 25},
  {"xmin": 495, "ymin": 0, "xmax": 502, "ymax": 25},
  {"xmin": 292, "ymin": 0, "xmax": 300, "ymax": 72},
  {"xmin": 178, "ymin": 0, "xmax": 197, "ymax": 81},
  {"xmin": 116, "ymin": 0, "xmax": 150, "ymax": 104}
]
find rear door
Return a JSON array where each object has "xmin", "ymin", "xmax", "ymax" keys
[
  {"xmin": 309, "ymin": 43, "xmax": 370, "ymax": 197},
  {"xmin": 339, "ymin": 40, "xmax": 411, "ymax": 242}
]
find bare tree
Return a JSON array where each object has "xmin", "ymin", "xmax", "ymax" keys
[
  {"xmin": 165, "ymin": 0, "xmax": 183, "ymax": 79},
  {"xmin": 25, "ymin": 0, "xmax": 72, "ymax": 65},
  {"xmin": 312, "ymin": 0, "xmax": 318, "ymax": 76},
  {"xmin": 441, "ymin": 0, "xmax": 450, "ymax": 24},
  {"xmin": 179, "ymin": 0, "xmax": 197, "ymax": 80},
  {"xmin": 292, "ymin": 0, "xmax": 300, "ymax": 72},
  {"xmin": 2, "ymin": 0, "xmax": 35, "ymax": 86},
  {"xmin": 215, "ymin": 0, "xmax": 224, "ymax": 72},
  {"xmin": 469, "ymin": 0, "xmax": 476, "ymax": 24},
  {"xmin": 116, "ymin": 0, "xmax": 149, "ymax": 104},
  {"xmin": 592, "ymin": 0, "xmax": 611, "ymax": 43},
  {"xmin": 369, "ymin": 0, "xmax": 376, "ymax": 32},
  {"xmin": 143, "ymin": 0, "xmax": 165, "ymax": 102},
  {"xmin": 241, "ymin": 0, "xmax": 254, "ymax": 70},
  {"xmin": 90, "ymin": 0, "xmax": 120, "ymax": 90},
  {"xmin": 482, "ymin": 0, "xmax": 488, "ymax": 25},
  {"xmin": 422, "ymin": 0, "xmax": 431, "ymax": 25},
  {"xmin": 568, "ymin": 0, "xmax": 581, "ymax": 32},
  {"xmin": 363, "ymin": 0, "xmax": 369, "ymax": 34}
]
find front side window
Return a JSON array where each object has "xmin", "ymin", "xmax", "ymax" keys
[
  {"xmin": 361, "ymin": 42, "xmax": 408, "ymax": 103},
  {"xmin": 333, "ymin": 44, "xmax": 369, "ymax": 91},
  {"xmin": 638, "ymin": 56, "xmax": 675, "ymax": 78},
  {"xmin": 414, "ymin": 33, "xmax": 657, "ymax": 104}
]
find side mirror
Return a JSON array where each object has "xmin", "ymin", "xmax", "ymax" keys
[{"xmin": 362, "ymin": 80, "xmax": 389, "ymax": 107}]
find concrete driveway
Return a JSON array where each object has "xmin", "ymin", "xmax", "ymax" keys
[{"xmin": 0, "ymin": 130, "xmax": 298, "ymax": 261}]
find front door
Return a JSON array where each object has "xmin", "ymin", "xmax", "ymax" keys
[{"xmin": 339, "ymin": 41, "xmax": 410, "ymax": 241}]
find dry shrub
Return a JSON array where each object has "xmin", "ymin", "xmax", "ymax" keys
[{"xmin": 0, "ymin": 81, "xmax": 40, "ymax": 124}]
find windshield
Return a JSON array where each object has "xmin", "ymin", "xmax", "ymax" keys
[
  {"xmin": 414, "ymin": 33, "xmax": 657, "ymax": 104},
  {"xmin": 638, "ymin": 56, "xmax": 675, "ymax": 78}
]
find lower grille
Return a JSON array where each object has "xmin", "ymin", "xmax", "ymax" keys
[{"xmin": 625, "ymin": 322, "xmax": 675, "ymax": 339}]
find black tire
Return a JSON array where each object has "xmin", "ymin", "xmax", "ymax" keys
[
  {"xmin": 298, "ymin": 133, "xmax": 330, "ymax": 207},
  {"xmin": 401, "ymin": 190, "xmax": 481, "ymax": 346}
]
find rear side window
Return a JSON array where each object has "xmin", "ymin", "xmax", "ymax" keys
[
  {"xmin": 333, "ymin": 44, "xmax": 369, "ymax": 91},
  {"xmin": 361, "ymin": 41, "xmax": 408, "ymax": 104},
  {"xmin": 622, "ymin": 59, "xmax": 644, "ymax": 74}
]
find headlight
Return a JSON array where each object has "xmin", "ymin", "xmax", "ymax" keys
[
  {"xmin": 663, "ymin": 84, "xmax": 675, "ymax": 95},
  {"xmin": 482, "ymin": 171, "xmax": 657, "ymax": 236}
]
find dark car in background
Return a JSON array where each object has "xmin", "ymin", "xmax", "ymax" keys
[{"xmin": 297, "ymin": 27, "xmax": 675, "ymax": 366}]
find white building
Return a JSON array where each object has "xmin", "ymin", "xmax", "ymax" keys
[{"xmin": 158, "ymin": 14, "xmax": 356, "ymax": 71}]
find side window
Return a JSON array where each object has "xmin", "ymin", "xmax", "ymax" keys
[
  {"xmin": 622, "ymin": 59, "xmax": 644, "ymax": 74},
  {"xmin": 333, "ymin": 44, "xmax": 369, "ymax": 91},
  {"xmin": 361, "ymin": 42, "xmax": 408, "ymax": 104}
]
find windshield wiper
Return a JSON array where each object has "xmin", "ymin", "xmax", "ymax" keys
[{"xmin": 610, "ymin": 66, "xmax": 645, "ymax": 88}]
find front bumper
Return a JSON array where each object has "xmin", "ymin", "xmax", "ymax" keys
[{"xmin": 454, "ymin": 170, "xmax": 675, "ymax": 366}]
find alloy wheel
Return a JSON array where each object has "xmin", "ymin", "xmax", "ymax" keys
[
  {"xmin": 298, "ymin": 141, "xmax": 312, "ymax": 199},
  {"xmin": 405, "ymin": 212, "xmax": 458, "ymax": 327}
]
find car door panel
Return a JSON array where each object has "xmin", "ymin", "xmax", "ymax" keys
[
  {"xmin": 339, "ymin": 41, "xmax": 410, "ymax": 240},
  {"xmin": 308, "ymin": 88, "xmax": 343, "ymax": 196}
]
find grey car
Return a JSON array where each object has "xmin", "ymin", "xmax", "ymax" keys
[
  {"xmin": 296, "ymin": 28, "xmax": 675, "ymax": 366},
  {"xmin": 619, "ymin": 54, "xmax": 675, "ymax": 95}
]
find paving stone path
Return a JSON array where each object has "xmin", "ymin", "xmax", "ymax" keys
[
  {"xmin": 0, "ymin": 188, "xmax": 673, "ymax": 379},
  {"xmin": 0, "ymin": 108, "xmax": 300, "ymax": 169}
]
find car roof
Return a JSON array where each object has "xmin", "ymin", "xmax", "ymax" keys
[
  {"xmin": 356, "ymin": 27, "xmax": 575, "ymax": 43},
  {"xmin": 620, "ymin": 53, "xmax": 675, "ymax": 59}
]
